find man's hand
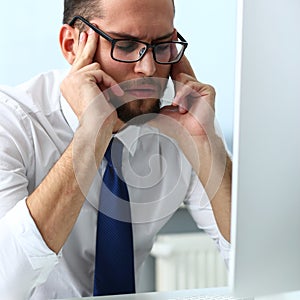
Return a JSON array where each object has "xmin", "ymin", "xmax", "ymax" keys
[
  {"xmin": 151, "ymin": 55, "xmax": 221, "ymax": 176},
  {"xmin": 160, "ymin": 55, "xmax": 216, "ymax": 137},
  {"xmin": 150, "ymin": 55, "xmax": 232, "ymax": 242},
  {"xmin": 60, "ymin": 28, "xmax": 123, "ymax": 127}
]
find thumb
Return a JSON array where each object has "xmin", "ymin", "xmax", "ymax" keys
[{"xmin": 171, "ymin": 55, "xmax": 196, "ymax": 80}]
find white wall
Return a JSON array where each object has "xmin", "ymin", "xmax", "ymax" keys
[
  {"xmin": 174, "ymin": 0, "xmax": 237, "ymax": 149},
  {"xmin": 0, "ymin": 0, "xmax": 237, "ymax": 149},
  {"xmin": 0, "ymin": 1, "xmax": 68, "ymax": 85}
]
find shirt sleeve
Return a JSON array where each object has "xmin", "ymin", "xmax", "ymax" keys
[
  {"xmin": 184, "ymin": 170, "xmax": 231, "ymax": 267},
  {"xmin": 0, "ymin": 94, "xmax": 59, "ymax": 298},
  {"xmin": 0, "ymin": 200, "xmax": 60, "ymax": 299}
]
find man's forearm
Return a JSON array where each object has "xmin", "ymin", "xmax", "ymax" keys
[
  {"xmin": 26, "ymin": 123, "xmax": 113, "ymax": 254},
  {"xmin": 26, "ymin": 141, "xmax": 84, "ymax": 254},
  {"xmin": 209, "ymin": 152, "xmax": 232, "ymax": 242},
  {"xmin": 184, "ymin": 134, "xmax": 232, "ymax": 242}
]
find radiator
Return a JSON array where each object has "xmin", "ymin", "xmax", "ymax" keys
[{"xmin": 150, "ymin": 232, "xmax": 228, "ymax": 291}]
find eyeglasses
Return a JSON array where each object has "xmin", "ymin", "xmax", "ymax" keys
[{"xmin": 69, "ymin": 15, "xmax": 188, "ymax": 64}]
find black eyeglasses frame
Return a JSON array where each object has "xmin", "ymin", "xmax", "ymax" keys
[{"xmin": 68, "ymin": 15, "xmax": 188, "ymax": 64}]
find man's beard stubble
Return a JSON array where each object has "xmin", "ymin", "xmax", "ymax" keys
[
  {"xmin": 116, "ymin": 98, "xmax": 161, "ymax": 125},
  {"xmin": 105, "ymin": 76, "xmax": 169, "ymax": 126}
]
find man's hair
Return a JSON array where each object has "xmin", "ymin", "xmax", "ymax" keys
[
  {"xmin": 63, "ymin": 0, "xmax": 103, "ymax": 25},
  {"xmin": 63, "ymin": 0, "xmax": 175, "ymax": 25}
]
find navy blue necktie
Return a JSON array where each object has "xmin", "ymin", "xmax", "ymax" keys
[{"xmin": 93, "ymin": 138, "xmax": 135, "ymax": 296}]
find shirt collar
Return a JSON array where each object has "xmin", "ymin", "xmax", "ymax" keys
[
  {"xmin": 114, "ymin": 125, "xmax": 142, "ymax": 156},
  {"xmin": 60, "ymin": 95, "xmax": 79, "ymax": 133}
]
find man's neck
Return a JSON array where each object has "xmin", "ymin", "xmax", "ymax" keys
[{"xmin": 113, "ymin": 118, "xmax": 126, "ymax": 133}]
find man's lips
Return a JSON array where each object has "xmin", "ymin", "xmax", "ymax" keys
[{"xmin": 124, "ymin": 86, "xmax": 159, "ymax": 99}]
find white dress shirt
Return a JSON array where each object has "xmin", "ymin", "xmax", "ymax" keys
[{"xmin": 0, "ymin": 70, "xmax": 230, "ymax": 299}]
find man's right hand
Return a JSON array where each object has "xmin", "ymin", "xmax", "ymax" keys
[{"xmin": 60, "ymin": 28, "xmax": 123, "ymax": 127}]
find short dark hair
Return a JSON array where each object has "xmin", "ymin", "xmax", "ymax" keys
[
  {"xmin": 63, "ymin": 0, "xmax": 103, "ymax": 25},
  {"xmin": 63, "ymin": 0, "xmax": 175, "ymax": 25}
]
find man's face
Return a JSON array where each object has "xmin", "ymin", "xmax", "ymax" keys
[{"xmin": 89, "ymin": 0, "xmax": 175, "ymax": 123}]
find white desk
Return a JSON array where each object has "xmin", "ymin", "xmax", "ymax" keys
[{"xmin": 57, "ymin": 288, "xmax": 300, "ymax": 300}]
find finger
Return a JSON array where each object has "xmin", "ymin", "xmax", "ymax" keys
[
  {"xmin": 95, "ymin": 71, "xmax": 124, "ymax": 97},
  {"xmin": 72, "ymin": 62, "xmax": 124, "ymax": 97},
  {"xmin": 171, "ymin": 55, "xmax": 196, "ymax": 80},
  {"xmin": 174, "ymin": 77, "xmax": 215, "ymax": 102},
  {"xmin": 86, "ymin": 67, "xmax": 124, "ymax": 97},
  {"xmin": 74, "ymin": 31, "xmax": 88, "ymax": 62},
  {"xmin": 72, "ymin": 28, "xmax": 99, "ymax": 71},
  {"xmin": 174, "ymin": 80, "xmax": 216, "ymax": 115},
  {"xmin": 172, "ymin": 80, "xmax": 199, "ymax": 112},
  {"xmin": 172, "ymin": 72, "xmax": 197, "ymax": 96},
  {"xmin": 189, "ymin": 97, "xmax": 216, "ymax": 134}
]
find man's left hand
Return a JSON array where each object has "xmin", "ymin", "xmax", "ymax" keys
[{"xmin": 149, "ymin": 55, "xmax": 232, "ymax": 242}]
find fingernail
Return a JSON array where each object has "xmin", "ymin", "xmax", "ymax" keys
[
  {"xmin": 179, "ymin": 106, "xmax": 187, "ymax": 113},
  {"xmin": 88, "ymin": 28, "xmax": 94, "ymax": 35},
  {"xmin": 79, "ymin": 32, "xmax": 84, "ymax": 42}
]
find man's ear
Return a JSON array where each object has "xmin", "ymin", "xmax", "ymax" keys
[{"xmin": 59, "ymin": 24, "xmax": 79, "ymax": 65}]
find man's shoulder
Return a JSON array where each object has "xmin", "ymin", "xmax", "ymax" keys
[{"xmin": 0, "ymin": 69, "xmax": 69, "ymax": 116}]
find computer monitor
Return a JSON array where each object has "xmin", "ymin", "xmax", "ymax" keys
[{"xmin": 229, "ymin": 0, "xmax": 300, "ymax": 297}]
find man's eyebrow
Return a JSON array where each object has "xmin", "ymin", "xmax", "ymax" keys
[{"xmin": 106, "ymin": 31, "xmax": 174, "ymax": 42}]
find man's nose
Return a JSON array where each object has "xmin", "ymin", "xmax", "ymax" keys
[{"xmin": 134, "ymin": 49, "xmax": 157, "ymax": 77}]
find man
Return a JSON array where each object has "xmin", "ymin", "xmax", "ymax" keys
[{"xmin": 0, "ymin": 0, "xmax": 231, "ymax": 299}]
